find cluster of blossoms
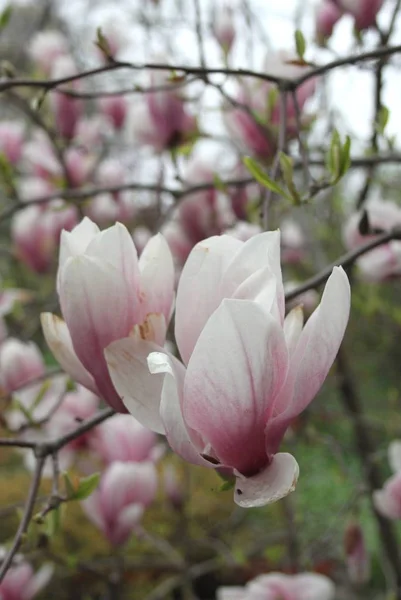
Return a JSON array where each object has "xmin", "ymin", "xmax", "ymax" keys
[{"xmin": 39, "ymin": 217, "xmax": 350, "ymax": 508}]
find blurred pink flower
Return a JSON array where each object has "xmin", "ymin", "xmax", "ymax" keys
[
  {"xmin": 343, "ymin": 200, "xmax": 401, "ymax": 281},
  {"xmin": 212, "ymin": 4, "xmax": 236, "ymax": 54},
  {"xmin": 99, "ymin": 95, "xmax": 128, "ymax": 130},
  {"xmin": 281, "ymin": 219, "xmax": 306, "ymax": 265},
  {"xmin": 41, "ymin": 218, "xmax": 175, "ymax": 414},
  {"xmin": 0, "ymin": 554, "xmax": 53, "ymax": 600},
  {"xmin": 0, "ymin": 338, "xmax": 44, "ymax": 394},
  {"xmin": 90, "ymin": 414, "xmax": 160, "ymax": 465},
  {"xmin": 225, "ymin": 52, "xmax": 316, "ymax": 159},
  {"xmin": 81, "ymin": 461, "xmax": 157, "ymax": 546},
  {"xmin": 50, "ymin": 56, "xmax": 83, "ymax": 140},
  {"xmin": 374, "ymin": 441, "xmax": 401, "ymax": 519},
  {"xmin": 217, "ymin": 572, "xmax": 335, "ymax": 600},
  {"xmin": 315, "ymin": 1, "xmax": 343, "ymax": 44},
  {"xmin": 0, "ymin": 122, "xmax": 24, "ymax": 165},
  {"xmin": 131, "ymin": 69, "xmax": 196, "ymax": 152},
  {"xmin": 29, "ymin": 30, "xmax": 68, "ymax": 74},
  {"xmin": 337, "ymin": 0, "xmax": 384, "ymax": 30},
  {"xmin": 11, "ymin": 201, "xmax": 78, "ymax": 273},
  {"xmin": 107, "ymin": 232, "xmax": 350, "ymax": 507}
]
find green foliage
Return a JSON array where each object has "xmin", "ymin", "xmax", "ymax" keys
[{"xmin": 294, "ymin": 29, "xmax": 306, "ymax": 60}]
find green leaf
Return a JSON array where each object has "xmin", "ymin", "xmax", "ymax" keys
[
  {"xmin": 219, "ymin": 480, "xmax": 235, "ymax": 492},
  {"xmin": 294, "ymin": 29, "xmax": 306, "ymax": 60},
  {"xmin": 70, "ymin": 473, "xmax": 100, "ymax": 501},
  {"xmin": 63, "ymin": 472, "xmax": 76, "ymax": 500},
  {"xmin": 0, "ymin": 5, "xmax": 12, "ymax": 31},
  {"xmin": 377, "ymin": 105, "xmax": 389, "ymax": 135},
  {"xmin": 243, "ymin": 157, "xmax": 289, "ymax": 199},
  {"xmin": 95, "ymin": 27, "xmax": 112, "ymax": 59}
]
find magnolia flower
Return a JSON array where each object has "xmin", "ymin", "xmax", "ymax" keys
[
  {"xmin": 343, "ymin": 200, "xmax": 401, "ymax": 281},
  {"xmin": 107, "ymin": 232, "xmax": 350, "ymax": 507},
  {"xmin": 41, "ymin": 218, "xmax": 174, "ymax": 413},
  {"xmin": 212, "ymin": 5, "xmax": 236, "ymax": 54},
  {"xmin": 11, "ymin": 202, "xmax": 78, "ymax": 273},
  {"xmin": 82, "ymin": 461, "xmax": 157, "ymax": 546},
  {"xmin": 0, "ymin": 122, "xmax": 24, "ymax": 165},
  {"xmin": 225, "ymin": 53, "xmax": 315, "ymax": 159},
  {"xmin": 373, "ymin": 440, "xmax": 401, "ymax": 519},
  {"xmin": 0, "ymin": 339, "xmax": 45, "ymax": 394},
  {"xmin": 98, "ymin": 95, "xmax": 128, "ymax": 130},
  {"xmin": 0, "ymin": 553, "xmax": 53, "ymax": 600},
  {"xmin": 130, "ymin": 68, "xmax": 196, "ymax": 152},
  {"xmin": 280, "ymin": 219, "xmax": 306, "ymax": 265},
  {"xmin": 217, "ymin": 572, "xmax": 335, "ymax": 600},
  {"xmin": 22, "ymin": 131, "xmax": 62, "ymax": 182},
  {"xmin": 337, "ymin": 0, "xmax": 384, "ymax": 30},
  {"xmin": 90, "ymin": 414, "xmax": 160, "ymax": 465},
  {"xmin": 315, "ymin": 1, "xmax": 343, "ymax": 44},
  {"xmin": 50, "ymin": 56, "xmax": 83, "ymax": 140},
  {"xmin": 29, "ymin": 30, "xmax": 68, "ymax": 74}
]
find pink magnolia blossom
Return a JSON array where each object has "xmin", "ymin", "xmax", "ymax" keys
[
  {"xmin": 284, "ymin": 282, "xmax": 319, "ymax": 317},
  {"xmin": 343, "ymin": 200, "xmax": 401, "ymax": 281},
  {"xmin": 164, "ymin": 157, "xmax": 234, "ymax": 264},
  {"xmin": 99, "ymin": 95, "xmax": 128, "ymax": 130},
  {"xmin": 41, "ymin": 218, "xmax": 175, "ymax": 414},
  {"xmin": 217, "ymin": 572, "xmax": 335, "ymax": 600},
  {"xmin": 0, "ymin": 338, "xmax": 45, "ymax": 394},
  {"xmin": 11, "ymin": 201, "xmax": 78, "ymax": 273},
  {"xmin": 373, "ymin": 441, "xmax": 401, "ymax": 519},
  {"xmin": 85, "ymin": 192, "xmax": 136, "ymax": 226},
  {"xmin": 74, "ymin": 115, "xmax": 111, "ymax": 150},
  {"xmin": 81, "ymin": 461, "xmax": 157, "ymax": 546},
  {"xmin": 344, "ymin": 520, "xmax": 371, "ymax": 585},
  {"xmin": 212, "ymin": 5, "xmax": 236, "ymax": 54},
  {"xmin": 228, "ymin": 163, "xmax": 260, "ymax": 220},
  {"xmin": 90, "ymin": 414, "xmax": 160, "ymax": 465},
  {"xmin": 29, "ymin": 30, "xmax": 68, "ymax": 74},
  {"xmin": 336, "ymin": 0, "xmax": 384, "ymax": 30},
  {"xmin": 107, "ymin": 232, "xmax": 350, "ymax": 507},
  {"xmin": 131, "ymin": 69, "xmax": 196, "ymax": 152},
  {"xmin": 225, "ymin": 222, "xmax": 262, "ymax": 242},
  {"xmin": 225, "ymin": 53, "xmax": 316, "ymax": 159},
  {"xmin": 0, "ymin": 281, "xmax": 30, "ymax": 317},
  {"xmin": 315, "ymin": 1, "xmax": 343, "ymax": 44},
  {"xmin": 50, "ymin": 56, "xmax": 83, "ymax": 140},
  {"xmin": 0, "ymin": 122, "xmax": 24, "ymax": 165},
  {"xmin": 0, "ymin": 554, "xmax": 53, "ymax": 600},
  {"xmin": 64, "ymin": 147, "xmax": 95, "ymax": 188},
  {"xmin": 22, "ymin": 131, "xmax": 62, "ymax": 183}
]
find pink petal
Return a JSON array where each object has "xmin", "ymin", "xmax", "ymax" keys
[
  {"xmin": 294, "ymin": 573, "xmax": 336, "ymax": 600},
  {"xmin": 105, "ymin": 337, "xmax": 166, "ymax": 434},
  {"xmin": 148, "ymin": 352, "xmax": 210, "ymax": 467},
  {"xmin": 283, "ymin": 306, "xmax": 304, "ymax": 356},
  {"xmin": 40, "ymin": 313, "xmax": 98, "ymax": 394},
  {"xmin": 221, "ymin": 232, "xmax": 284, "ymax": 322},
  {"xmin": 175, "ymin": 235, "xmax": 242, "ymax": 364},
  {"xmin": 279, "ymin": 267, "xmax": 350, "ymax": 421},
  {"xmin": 234, "ymin": 452, "xmax": 299, "ymax": 508},
  {"xmin": 138, "ymin": 233, "xmax": 175, "ymax": 325},
  {"xmin": 216, "ymin": 587, "xmax": 245, "ymax": 600},
  {"xmin": 59, "ymin": 217, "xmax": 99, "ymax": 271},
  {"xmin": 183, "ymin": 299, "xmax": 288, "ymax": 475}
]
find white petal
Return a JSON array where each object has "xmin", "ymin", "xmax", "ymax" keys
[
  {"xmin": 139, "ymin": 233, "xmax": 175, "ymax": 324},
  {"xmin": 175, "ymin": 235, "xmax": 242, "ymax": 364},
  {"xmin": 105, "ymin": 338, "xmax": 166, "ymax": 434},
  {"xmin": 283, "ymin": 305, "xmax": 304, "ymax": 356},
  {"xmin": 25, "ymin": 565, "xmax": 54, "ymax": 600},
  {"xmin": 234, "ymin": 453, "xmax": 299, "ymax": 508},
  {"xmin": 148, "ymin": 352, "xmax": 210, "ymax": 467},
  {"xmin": 40, "ymin": 313, "xmax": 98, "ymax": 393},
  {"xmin": 59, "ymin": 217, "xmax": 99, "ymax": 270}
]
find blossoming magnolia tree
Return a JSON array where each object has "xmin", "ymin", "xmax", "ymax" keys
[{"xmin": 0, "ymin": 0, "xmax": 400, "ymax": 598}]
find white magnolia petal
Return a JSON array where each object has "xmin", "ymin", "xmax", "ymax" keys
[
  {"xmin": 59, "ymin": 217, "xmax": 99, "ymax": 269},
  {"xmin": 25, "ymin": 564, "xmax": 54, "ymax": 600},
  {"xmin": 40, "ymin": 313, "xmax": 98, "ymax": 393},
  {"xmin": 216, "ymin": 587, "xmax": 245, "ymax": 600},
  {"xmin": 175, "ymin": 235, "xmax": 242, "ymax": 364},
  {"xmin": 148, "ymin": 352, "xmax": 210, "ymax": 467},
  {"xmin": 234, "ymin": 453, "xmax": 299, "ymax": 508},
  {"xmin": 105, "ymin": 338, "xmax": 166, "ymax": 434},
  {"xmin": 139, "ymin": 234, "xmax": 175, "ymax": 324},
  {"xmin": 283, "ymin": 305, "xmax": 304, "ymax": 356}
]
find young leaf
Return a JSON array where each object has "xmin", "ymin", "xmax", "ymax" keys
[
  {"xmin": 243, "ymin": 157, "xmax": 289, "ymax": 199},
  {"xmin": 295, "ymin": 30, "xmax": 306, "ymax": 60},
  {"xmin": 0, "ymin": 5, "xmax": 12, "ymax": 31},
  {"xmin": 70, "ymin": 473, "xmax": 100, "ymax": 501}
]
